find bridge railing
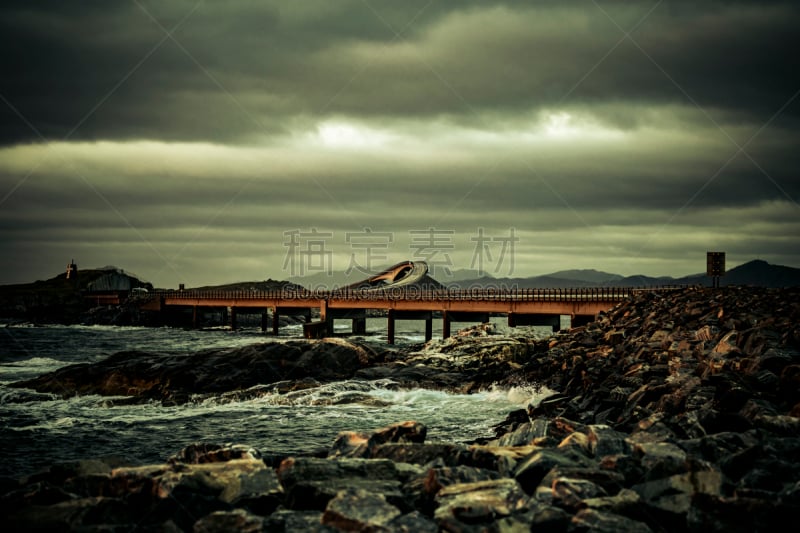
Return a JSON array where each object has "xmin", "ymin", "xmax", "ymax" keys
[{"xmin": 150, "ymin": 286, "xmax": 673, "ymax": 302}]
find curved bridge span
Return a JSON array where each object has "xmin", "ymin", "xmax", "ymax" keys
[{"xmin": 342, "ymin": 260, "xmax": 430, "ymax": 290}]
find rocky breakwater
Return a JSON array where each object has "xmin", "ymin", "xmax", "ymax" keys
[{"xmin": 3, "ymin": 286, "xmax": 800, "ymax": 531}]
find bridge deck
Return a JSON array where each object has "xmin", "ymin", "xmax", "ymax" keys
[
  {"xmin": 134, "ymin": 287, "xmax": 657, "ymax": 342},
  {"xmin": 147, "ymin": 287, "xmax": 631, "ymax": 316}
]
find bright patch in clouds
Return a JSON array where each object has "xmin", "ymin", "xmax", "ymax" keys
[
  {"xmin": 301, "ymin": 111, "xmax": 627, "ymax": 153},
  {"xmin": 538, "ymin": 111, "xmax": 626, "ymax": 141},
  {"xmin": 314, "ymin": 121, "xmax": 396, "ymax": 148}
]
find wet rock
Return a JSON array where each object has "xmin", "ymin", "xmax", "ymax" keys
[
  {"xmin": 276, "ymin": 456, "xmax": 410, "ymax": 512},
  {"xmin": 579, "ymin": 487, "xmax": 644, "ymax": 519},
  {"xmin": 632, "ymin": 470, "xmax": 725, "ymax": 518},
  {"xmin": 168, "ymin": 443, "xmax": 262, "ymax": 464},
  {"xmin": 514, "ymin": 448, "xmax": 593, "ymax": 494},
  {"xmin": 386, "ymin": 510, "xmax": 439, "ymax": 533},
  {"xmin": 402, "ymin": 464, "xmax": 503, "ymax": 517},
  {"xmin": 262, "ymin": 509, "xmax": 325, "ymax": 532},
  {"xmin": 369, "ymin": 442, "xmax": 469, "ymax": 467},
  {"xmin": 193, "ymin": 508, "xmax": 267, "ymax": 533},
  {"xmin": 321, "ymin": 488, "xmax": 402, "ymax": 531},
  {"xmin": 329, "ymin": 420, "xmax": 427, "ymax": 459},
  {"xmin": 434, "ymin": 478, "xmax": 530, "ymax": 531},
  {"xmin": 570, "ymin": 507, "xmax": 653, "ymax": 533},
  {"xmin": 548, "ymin": 476, "xmax": 608, "ymax": 510}
]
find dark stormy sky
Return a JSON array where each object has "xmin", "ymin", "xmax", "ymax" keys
[{"xmin": 1, "ymin": 1, "xmax": 798, "ymax": 287}]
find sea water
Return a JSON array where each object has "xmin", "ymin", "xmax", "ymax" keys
[{"xmin": 0, "ymin": 318, "xmax": 555, "ymax": 479}]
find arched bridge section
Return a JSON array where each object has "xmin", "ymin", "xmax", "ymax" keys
[{"xmin": 341, "ymin": 261, "xmax": 429, "ymax": 290}]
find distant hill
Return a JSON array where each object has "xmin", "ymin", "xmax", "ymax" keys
[
  {"xmin": 449, "ymin": 260, "xmax": 800, "ymax": 289},
  {"xmin": 548, "ymin": 269, "xmax": 624, "ymax": 284},
  {"xmin": 700, "ymin": 259, "xmax": 800, "ymax": 288},
  {"xmin": 190, "ymin": 279, "xmax": 304, "ymax": 292}
]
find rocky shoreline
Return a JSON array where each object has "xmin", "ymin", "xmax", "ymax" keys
[{"xmin": 3, "ymin": 286, "xmax": 799, "ymax": 531}]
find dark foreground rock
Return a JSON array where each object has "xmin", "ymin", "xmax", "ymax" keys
[
  {"xmin": 4, "ymin": 413, "xmax": 798, "ymax": 532},
  {"xmin": 4, "ymin": 286, "xmax": 800, "ymax": 531}
]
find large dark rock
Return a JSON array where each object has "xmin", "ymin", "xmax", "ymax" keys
[{"xmin": 10, "ymin": 339, "xmax": 384, "ymax": 404}]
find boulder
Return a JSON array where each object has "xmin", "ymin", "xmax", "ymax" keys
[{"xmin": 321, "ymin": 488, "xmax": 402, "ymax": 531}]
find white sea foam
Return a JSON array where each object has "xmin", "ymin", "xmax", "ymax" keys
[{"xmin": 0, "ymin": 357, "xmax": 72, "ymax": 383}]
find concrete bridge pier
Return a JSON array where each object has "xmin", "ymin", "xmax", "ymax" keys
[
  {"xmin": 273, "ymin": 306, "xmax": 313, "ymax": 335},
  {"xmin": 304, "ymin": 301, "xmax": 330, "ymax": 339},
  {"xmin": 353, "ymin": 317, "xmax": 367, "ymax": 334},
  {"xmin": 329, "ymin": 309, "xmax": 367, "ymax": 335},
  {"xmin": 443, "ymin": 311, "xmax": 491, "ymax": 339},
  {"xmin": 387, "ymin": 311, "xmax": 433, "ymax": 344}
]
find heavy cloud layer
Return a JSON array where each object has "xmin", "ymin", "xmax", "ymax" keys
[{"xmin": 1, "ymin": 1, "xmax": 798, "ymax": 286}]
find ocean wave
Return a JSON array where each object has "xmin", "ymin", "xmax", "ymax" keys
[
  {"xmin": 0, "ymin": 387, "xmax": 60, "ymax": 404},
  {"xmin": 0, "ymin": 357, "xmax": 72, "ymax": 382},
  {"xmin": 8, "ymin": 416, "xmax": 78, "ymax": 433},
  {"xmin": 188, "ymin": 379, "xmax": 553, "ymax": 413}
]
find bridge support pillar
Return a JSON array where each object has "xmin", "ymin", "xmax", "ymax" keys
[
  {"xmin": 229, "ymin": 307, "xmax": 238, "ymax": 330},
  {"xmin": 443, "ymin": 311, "xmax": 490, "ymax": 338},
  {"xmin": 387, "ymin": 310, "xmax": 396, "ymax": 345},
  {"xmin": 304, "ymin": 301, "xmax": 331, "ymax": 339},
  {"xmin": 272, "ymin": 308, "xmax": 280, "ymax": 336},
  {"xmin": 386, "ymin": 311, "xmax": 432, "ymax": 343},
  {"xmin": 261, "ymin": 310, "xmax": 268, "ymax": 332},
  {"xmin": 192, "ymin": 306, "xmax": 198, "ymax": 329},
  {"xmin": 303, "ymin": 321, "xmax": 328, "ymax": 339},
  {"xmin": 321, "ymin": 300, "xmax": 332, "ymax": 337},
  {"xmin": 353, "ymin": 317, "xmax": 367, "ymax": 334}
]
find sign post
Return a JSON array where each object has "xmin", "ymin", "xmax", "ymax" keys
[{"xmin": 706, "ymin": 252, "xmax": 725, "ymax": 288}]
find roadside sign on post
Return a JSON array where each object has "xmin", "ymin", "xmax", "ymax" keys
[{"xmin": 707, "ymin": 252, "xmax": 725, "ymax": 288}]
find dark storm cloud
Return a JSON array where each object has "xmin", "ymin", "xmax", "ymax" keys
[
  {"xmin": 1, "ymin": 1, "xmax": 798, "ymax": 144},
  {"xmin": 1, "ymin": 1, "xmax": 799, "ymax": 286}
]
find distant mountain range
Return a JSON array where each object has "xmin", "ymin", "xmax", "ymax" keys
[
  {"xmin": 445, "ymin": 260, "xmax": 800, "ymax": 289},
  {"xmin": 289, "ymin": 260, "xmax": 800, "ymax": 290},
  {"xmin": 4, "ymin": 260, "xmax": 797, "ymax": 294}
]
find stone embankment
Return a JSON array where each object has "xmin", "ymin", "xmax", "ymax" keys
[{"xmin": 3, "ymin": 286, "xmax": 800, "ymax": 531}]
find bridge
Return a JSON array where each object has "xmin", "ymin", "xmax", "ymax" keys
[{"xmin": 138, "ymin": 286, "xmax": 634, "ymax": 343}]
